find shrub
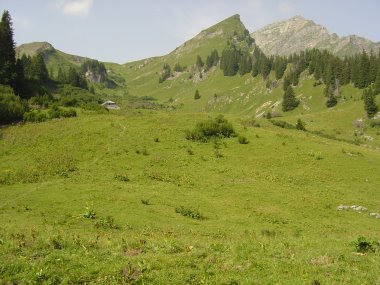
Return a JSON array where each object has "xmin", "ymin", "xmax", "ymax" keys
[
  {"xmin": 326, "ymin": 95, "xmax": 338, "ymax": 108},
  {"xmin": 60, "ymin": 108, "xmax": 77, "ymax": 118},
  {"xmin": 0, "ymin": 85, "xmax": 27, "ymax": 124},
  {"xmin": 114, "ymin": 174, "xmax": 130, "ymax": 182},
  {"xmin": 370, "ymin": 119, "xmax": 380, "ymax": 128},
  {"xmin": 23, "ymin": 110, "xmax": 48, "ymax": 123},
  {"xmin": 175, "ymin": 206, "xmax": 204, "ymax": 220},
  {"xmin": 186, "ymin": 115, "xmax": 236, "ymax": 142},
  {"xmin": 83, "ymin": 204, "xmax": 96, "ymax": 219},
  {"xmin": 354, "ymin": 237, "xmax": 379, "ymax": 253},
  {"xmin": 296, "ymin": 118, "xmax": 306, "ymax": 131},
  {"xmin": 94, "ymin": 216, "xmax": 120, "ymax": 229},
  {"xmin": 238, "ymin": 135, "xmax": 249, "ymax": 144},
  {"xmin": 194, "ymin": 90, "xmax": 201, "ymax": 100},
  {"xmin": 270, "ymin": 120, "xmax": 295, "ymax": 129}
]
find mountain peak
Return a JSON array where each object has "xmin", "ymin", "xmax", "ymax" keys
[
  {"xmin": 16, "ymin": 41, "xmax": 55, "ymax": 58},
  {"xmin": 290, "ymin": 15, "xmax": 306, "ymax": 21},
  {"xmin": 252, "ymin": 16, "xmax": 380, "ymax": 56}
]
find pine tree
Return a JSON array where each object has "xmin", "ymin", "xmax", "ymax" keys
[
  {"xmin": 356, "ymin": 51, "xmax": 370, "ymax": 88},
  {"xmin": 158, "ymin": 64, "xmax": 171, "ymax": 83},
  {"xmin": 326, "ymin": 94, "xmax": 337, "ymax": 108},
  {"xmin": 31, "ymin": 53, "xmax": 48, "ymax": 83},
  {"xmin": 282, "ymin": 85, "xmax": 299, "ymax": 112},
  {"xmin": 239, "ymin": 54, "xmax": 252, "ymax": 76},
  {"xmin": 0, "ymin": 10, "xmax": 16, "ymax": 86},
  {"xmin": 205, "ymin": 49, "xmax": 219, "ymax": 71},
  {"xmin": 196, "ymin": 55, "xmax": 204, "ymax": 71},
  {"xmin": 194, "ymin": 89, "xmax": 201, "ymax": 100},
  {"xmin": 374, "ymin": 68, "xmax": 380, "ymax": 95},
  {"xmin": 363, "ymin": 88, "xmax": 378, "ymax": 118},
  {"xmin": 283, "ymin": 76, "xmax": 291, "ymax": 91},
  {"xmin": 369, "ymin": 50, "xmax": 377, "ymax": 83},
  {"xmin": 57, "ymin": 66, "xmax": 66, "ymax": 83}
]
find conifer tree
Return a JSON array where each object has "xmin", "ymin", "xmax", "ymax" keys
[
  {"xmin": 0, "ymin": 10, "xmax": 16, "ymax": 86},
  {"xmin": 363, "ymin": 88, "xmax": 378, "ymax": 118},
  {"xmin": 326, "ymin": 94, "xmax": 337, "ymax": 108},
  {"xmin": 282, "ymin": 85, "xmax": 299, "ymax": 112},
  {"xmin": 31, "ymin": 53, "xmax": 48, "ymax": 83},
  {"xmin": 283, "ymin": 76, "xmax": 291, "ymax": 91},
  {"xmin": 57, "ymin": 66, "xmax": 66, "ymax": 83},
  {"xmin": 356, "ymin": 51, "xmax": 370, "ymax": 88},
  {"xmin": 374, "ymin": 68, "xmax": 380, "ymax": 95},
  {"xmin": 196, "ymin": 55, "xmax": 204, "ymax": 71},
  {"xmin": 194, "ymin": 89, "xmax": 201, "ymax": 100}
]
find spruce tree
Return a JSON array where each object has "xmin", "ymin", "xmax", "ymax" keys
[
  {"xmin": 357, "ymin": 51, "xmax": 370, "ymax": 88},
  {"xmin": 0, "ymin": 10, "xmax": 16, "ymax": 86},
  {"xmin": 374, "ymin": 68, "xmax": 380, "ymax": 95},
  {"xmin": 57, "ymin": 67, "xmax": 66, "ymax": 83},
  {"xmin": 194, "ymin": 89, "xmax": 201, "ymax": 100},
  {"xmin": 282, "ymin": 85, "xmax": 299, "ymax": 112},
  {"xmin": 326, "ymin": 94, "xmax": 337, "ymax": 108},
  {"xmin": 31, "ymin": 53, "xmax": 48, "ymax": 83},
  {"xmin": 196, "ymin": 55, "xmax": 204, "ymax": 71},
  {"xmin": 363, "ymin": 88, "xmax": 378, "ymax": 118}
]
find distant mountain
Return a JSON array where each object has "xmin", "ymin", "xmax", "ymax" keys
[
  {"xmin": 16, "ymin": 41, "xmax": 90, "ymax": 77},
  {"xmin": 252, "ymin": 15, "xmax": 380, "ymax": 57}
]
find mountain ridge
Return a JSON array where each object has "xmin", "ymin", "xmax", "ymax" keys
[{"xmin": 252, "ymin": 15, "xmax": 380, "ymax": 57}]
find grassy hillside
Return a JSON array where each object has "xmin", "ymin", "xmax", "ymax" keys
[
  {"xmin": 16, "ymin": 41, "xmax": 90, "ymax": 77},
  {"xmin": 0, "ymin": 110, "xmax": 379, "ymax": 284},
  {"xmin": 15, "ymin": 17, "xmax": 380, "ymax": 152}
]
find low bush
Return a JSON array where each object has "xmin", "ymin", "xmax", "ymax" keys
[
  {"xmin": 94, "ymin": 216, "xmax": 120, "ymax": 229},
  {"xmin": 370, "ymin": 119, "xmax": 380, "ymax": 128},
  {"xmin": 175, "ymin": 206, "xmax": 204, "ymax": 220},
  {"xmin": 114, "ymin": 174, "xmax": 130, "ymax": 182},
  {"xmin": 354, "ymin": 237, "xmax": 379, "ymax": 253},
  {"xmin": 23, "ymin": 110, "xmax": 48, "ymax": 123},
  {"xmin": 296, "ymin": 118, "xmax": 306, "ymax": 131},
  {"xmin": 238, "ymin": 135, "xmax": 249, "ymax": 144},
  {"xmin": 270, "ymin": 120, "xmax": 295, "ymax": 129},
  {"xmin": 186, "ymin": 115, "xmax": 236, "ymax": 142},
  {"xmin": 0, "ymin": 85, "xmax": 27, "ymax": 124}
]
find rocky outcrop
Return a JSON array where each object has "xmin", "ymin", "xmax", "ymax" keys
[{"xmin": 252, "ymin": 16, "xmax": 380, "ymax": 57}]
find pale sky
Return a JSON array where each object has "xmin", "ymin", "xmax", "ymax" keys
[{"xmin": 1, "ymin": 0, "xmax": 380, "ymax": 63}]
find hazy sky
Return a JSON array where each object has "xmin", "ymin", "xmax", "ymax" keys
[{"xmin": 1, "ymin": 0, "xmax": 380, "ymax": 63}]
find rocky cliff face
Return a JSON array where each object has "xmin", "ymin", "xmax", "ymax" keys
[{"xmin": 252, "ymin": 16, "xmax": 380, "ymax": 57}]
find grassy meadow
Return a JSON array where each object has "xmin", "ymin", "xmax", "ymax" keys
[{"xmin": 1, "ymin": 109, "xmax": 380, "ymax": 284}]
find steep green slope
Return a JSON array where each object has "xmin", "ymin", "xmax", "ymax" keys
[{"xmin": 16, "ymin": 41, "xmax": 90, "ymax": 77}]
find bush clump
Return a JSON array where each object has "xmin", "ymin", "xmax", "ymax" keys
[
  {"xmin": 354, "ymin": 237, "xmax": 379, "ymax": 253},
  {"xmin": 23, "ymin": 110, "xmax": 48, "ymax": 123},
  {"xmin": 186, "ymin": 115, "xmax": 236, "ymax": 142},
  {"xmin": 238, "ymin": 135, "xmax": 249, "ymax": 144},
  {"xmin": 0, "ymin": 85, "xmax": 27, "ymax": 124},
  {"xmin": 270, "ymin": 120, "xmax": 295, "ymax": 129},
  {"xmin": 175, "ymin": 206, "xmax": 204, "ymax": 220}
]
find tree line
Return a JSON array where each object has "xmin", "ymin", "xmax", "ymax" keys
[{"xmin": 219, "ymin": 40, "xmax": 380, "ymax": 114}]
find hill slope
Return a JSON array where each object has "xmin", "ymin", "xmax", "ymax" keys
[
  {"xmin": 14, "ymin": 15, "xmax": 380, "ymax": 149},
  {"xmin": 16, "ymin": 41, "xmax": 90, "ymax": 77},
  {"xmin": 252, "ymin": 15, "xmax": 380, "ymax": 57}
]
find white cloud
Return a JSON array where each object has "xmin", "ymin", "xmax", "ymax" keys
[
  {"xmin": 277, "ymin": 1, "xmax": 295, "ymax": 15},
  {"xmin": 53, "ymin": 0, "xmax": 94, "ymax": 17}
]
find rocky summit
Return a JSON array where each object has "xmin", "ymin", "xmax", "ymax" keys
[{"xmin": 252, "ymin": 15, "xmax": 380, "ymax": 57}]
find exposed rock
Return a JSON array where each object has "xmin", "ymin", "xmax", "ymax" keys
[
  {"xmin": 337, "ymin": 205, "xmax": 367, "ymax": 212},
  {"xmin": 252, "ymin": 16, "xmax": 380, "ymax": 57}
]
